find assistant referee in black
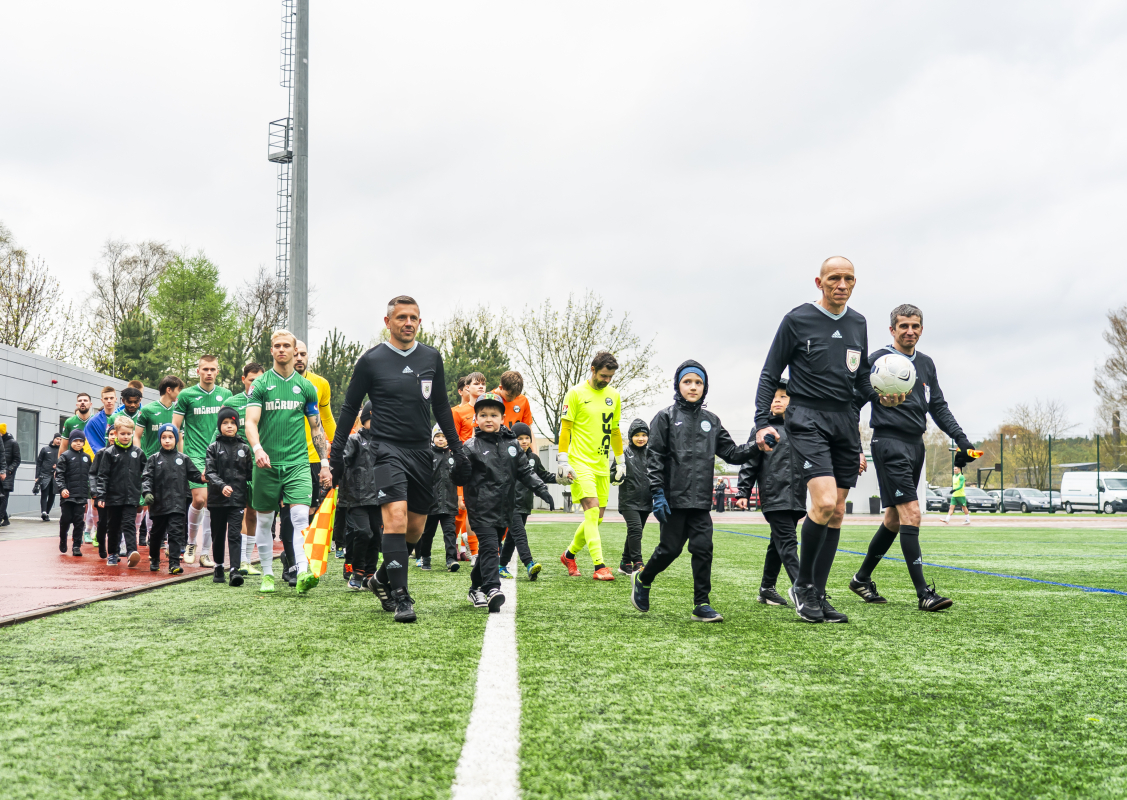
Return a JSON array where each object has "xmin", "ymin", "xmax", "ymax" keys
[
  {"xmin": 755, "ymin": 256, "xmax": 906, "ymax": 623},
  {"xmin": 330, "ymin": 295, "xmax": 467, "ymax": 623},
  {"xmin": 848, "ymin": 303, "xmax": 975, "ymax": 612}
]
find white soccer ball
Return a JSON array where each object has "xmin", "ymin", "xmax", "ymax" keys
[{"xmin": 870, "ymin": 352, "xmax": 917, "ymax": 396}]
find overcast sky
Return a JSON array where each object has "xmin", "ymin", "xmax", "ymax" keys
[{"xmin": 4, "ymin": 2, "xmax": 1127, "ymax": 439}]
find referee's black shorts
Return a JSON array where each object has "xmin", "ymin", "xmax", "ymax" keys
[
  {"xmin": 870, "ymin": 433, "xmax": 925, "ymax": 508},
  {"xmin": 784, "ymin": 403, "xmax": 862, "ymax": 489},
  {"xmin": 372, "ymin": 441, "xmax": 433, "ymax": 514}
]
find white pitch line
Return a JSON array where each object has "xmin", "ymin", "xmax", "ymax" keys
[{"xmin": 450, "ymin": 555, "xmax": 521, "ymax": 800}]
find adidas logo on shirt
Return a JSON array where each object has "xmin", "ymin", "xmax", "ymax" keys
[
  {"xmin": 803, "ymin": 460, "xmax": 812, "ymax": 469},
  {"xmin": 402, "ymin": 366, "xmax": 413, "ymax": 374},
  {"xmin": 832, "ymin": 330, "xmax": 842, "ymax": 339}
]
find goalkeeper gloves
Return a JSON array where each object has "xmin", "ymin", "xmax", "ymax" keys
[
  {"xmin": 611, "ymin": 460, "xmax": 626, "ymax": 485},
  {"xmin": 556, "ymin": 453, "xmax": 576, "ymax": 485}
]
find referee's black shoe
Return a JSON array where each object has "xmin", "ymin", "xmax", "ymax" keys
[
  {"xmin": 758, "ymin": 585, "xmax": 788, "ymax": 606},
  {"xmin": 819, "ymin": 594, "xmax": 848, "ymax": 623},
  {"xmin": 392, "ymin": 588, "xmax": 417, "ymax": 623},
  {"xmin": 849, "ymin": 575, "xmax": 888, "ymax": 604},
  {"xmin": 788, "ymin": 584, "xmax": 824, "ymax": 623},
  {"xmin": 283, "ymin": 565, "xmax": 299, "ymax": 588},
  {"xmin": 918, "ymin": 583, "xmax": 954, "ymax": 612},
  {"xmin": 369, "ymin": 575, "xmax": 396, "ymax": 612}
]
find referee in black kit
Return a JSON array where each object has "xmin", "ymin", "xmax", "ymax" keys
[
  {"xmin": 755, "ymin": 256, "xmax": 906, "ymax": 623},
  {"xmin": 848, "ymin": 303, "xmax": 975, "ymax": 612},
  {"xmin": 330, "ymin": 295, "xmax": 468, "ymax": 623}
]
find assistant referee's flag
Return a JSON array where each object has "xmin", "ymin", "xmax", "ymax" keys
[{"xmin": 302, "ymin": 488, "xmax": 337, "ymax": 578}]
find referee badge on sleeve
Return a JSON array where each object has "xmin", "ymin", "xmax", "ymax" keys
[
  {"xmin": 846, "ymin": 349, "xmax": 861, "ymax": 373},
  {"xmin": 421, "ymin": 380, "xmax": 432, "ymax": 399}
]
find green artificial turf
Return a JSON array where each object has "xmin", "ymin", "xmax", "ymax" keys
[
  {"xmin": 517, "ymin": 522, "xmax": 1127, "ymax": 800},
  {"xmin": 0, "ymin": 560, "xmax": 488, "ymax": 800}
]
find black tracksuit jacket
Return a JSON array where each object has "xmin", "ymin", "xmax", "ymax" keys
[
  {"xmin": 54, "ymin": 448, "xmax": 92, "ymax": 503},
  {"xmin": 648, "ymin": 360, "xmax": 754, "ymax": 510},
  {"xmin": 140, "ymin": 449, "xmax": 202, "ymax": 516},
  {"xmin": 514, "ymin": 449, "xmax": 555, "ymax": 514},
  {"xmin": 340, "ymin": 427, "xmax": 382, "ymax": 508},
  {"xmin": 456, "ymin": 428, "xmax": 549, "ymax": 529},
  {"xmin": 35, "ymin": 445, "xmax": 58, "ymax": 491},
  {"xmin": 429, "ymin": 443, "xmax": 459, "ymax": 515},
  {"xmin": 93, "ymin": 444, "xmax": 147, "ymax": 505},
  {"xmin": 614, "ymin": 418, "xmax": 652, "ymax": 513},
  {"xmin": 861, "ymin": 346, "xmax": 970, "ymax": 449},
  {"xmin": 0, "ymin": 433, "xmax": 19, "ymax": 491},
  {"xmin": 205, "ymin": 435, "xmax": 253, "ymax": 508},
  {"xmin": 736, "ymin": 414, "xmax": 807, "ymax": 513}
]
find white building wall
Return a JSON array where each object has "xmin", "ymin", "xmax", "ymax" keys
[{"xmin": 0, "ymin": 344, "xmax": 158, "ymax": 517}]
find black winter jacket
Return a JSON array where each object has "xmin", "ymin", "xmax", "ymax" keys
[
  {"xmin": 340, "ymin": 427, "xmax": 382, "ymax": 508},
  {"xmin": 736, "ymin": 414, "xmax": 806, "ymax": 513},
  {"xmin": 1, "ymin": 433, "xmax": 20, "ymax": 491},
  {"xmin": 141, "ymin": 449, "xmax": 203, "ymax": 516},
  {"xmin": 54, "ymin": 448, "xmax": 92, "ymax": 502},
  {"xmin": 613, "ymin": 418, "xmax": 651, "ymax": 512},
  {"xmin": 205, "ymin": 435, "xmax": 252, "ymax": 507},
  {"xmin": 648, "ymin": 360, "xmax": 753, "ymax": 510},
  {"xmin": 429, "ymin": 443, "xmax": 459, "ymax": 515},
  {"xmin": 94, "ymin": 443, "xmax": 147, "ymax": 506},
  {"xmin": 35, "ymin": 445, "xmax": 58, "ymax": 491},
  {"xmin": 456, "ymin": 428, "xmax": 549, "ymax": 529},
  {"xmin": 515, "ymin": 448, "xmax": 555, "ymax": 514}
]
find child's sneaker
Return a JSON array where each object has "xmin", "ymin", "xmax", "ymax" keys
[
  {"xmin": 467, "ymin": 588, "xmax": 488, "ymax": 607},
  {"xmin": 630, "ymin": 571, "xmax": 650, "ymax": 612},
  {"xmin": 335, "ymin": 547, "xmax": 345, "ymax": 559},
  {"xmin": 259, "ymin": 574, "xmax": 276, "ymax": 593},
  {"xmin": 633, "ymin": 561, "xmax": 645, "ymax": 573},
  {"xmin": 170, "ymin": 564, "xmax": 183, "ymax": 575},
  {"xmin": 486, "ymin": 588, "xmax": 506, "ymax": 613},
  {"xmin": 83, "ymin": 531, "xmax": 93, "ymax": 544},
  {"xmin": 560, "ymin": 551, "xmax": 581, "ymax": 577},
  {"xmin": 499, "ymin": 565, "xmax": 514, "ymax": 579},
  {"xmin": 618, "ymin": 562, "xmax": 635, "ymax": 575},
  {"xmin": 526, "ymin": 562, "xmax": 542, "ymax": 581},
  {"xmin": 127, "ymin": 551, "xmax": 140, "ymax": 568},
  {"xmin": 72, "ymin": 546, "xmax": 83, "ymax": 557},
  {"xmin": 243, "ymin": 562, "xmax": 261, "ymax": 576},
  {"xmin": 417, "ymin": 557, "xmax": 432, "ymax": 571},
  {"xmin": 593, "ymin": 566, "xmax": 615, "ymax": 581},
  {"xmin": 149, "ymin": 561, "xmax": 160, "ymax": 572},
  {"xmin": 213, "ymin": 565, "xmax": 225, "ymax": 583},
  {"xmin": 58, "ymin": 538, "xmax": 67, "ymax": 554},
  {"xmin": 200, "ymin": 554, "xmax": 215, "ymax": 568},
  {"xmin": 107, "ymin": 554, "xmax": 119, "ymax": 566},
  {"xmin": 229, "ymin": 570, "xmax": 244, "ymax": 587},
  {"xmin": 691, "ymin": 604, "xmax": 724, "ymax": 623},
  {"xmin": 446, "ymin": 559, "xmax": 460, "ymax": 572},
  {"xmin": 348, "ymin": 572, "xmax": 364, "ymax": 591}
]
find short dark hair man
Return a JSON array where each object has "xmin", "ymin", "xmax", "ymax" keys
[
  {"xmin": 329, "ymin": 295, "xmax": 467, "ymax": 622},
  {"xmin": 848, "ymin": 303, "xmax": 975, "ymax": 612},
  {"xmin": 755, "ymin": 256, "xmax": 906, "ymax": 623}
]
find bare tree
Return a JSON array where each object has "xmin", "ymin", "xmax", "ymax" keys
[
  {"xmin": 235, "ymin": 265, "xmax": 288, "ymax": 347},
  {"xmin": 1004, "ymin": 399, "xmax": 1074, "ymax": 490},
  {"xmin": 508, "ymin": 291, "xmax": 662, "ymax": 441},
  {"xmin": 88, "ymin": 238, "xmax": 174, "ymax": 370}
]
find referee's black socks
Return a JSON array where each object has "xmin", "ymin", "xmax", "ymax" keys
[
  {"xmin": 813, "ymin": 526, "xmax": 840, "ymax": 594},
  {"xmin": 382, "ymin": 534, "xmax": 410, "ymax": 592},
  {"xmin": 857, "ymin": 524, "xmax": 898, "ymax": 582},
  {"xmin": 898, "ymin": 526, "xmax": 928, "ymax": 597},
  {"xmin": 797, "ymin": 517, "xmax": 828, "ymax": 586}
]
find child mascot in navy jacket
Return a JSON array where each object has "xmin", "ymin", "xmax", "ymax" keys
[{"xmin": 631, "ymin": 361, "xmax": 753, "ymax": 622}]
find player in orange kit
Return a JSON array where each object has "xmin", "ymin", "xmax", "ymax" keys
[{"xmin": 493, "ymin": 370, "xmax": 533, "ymax": 430}]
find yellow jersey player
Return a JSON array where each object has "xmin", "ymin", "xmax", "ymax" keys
[{"xmin": 557, "ymin": 351, "xmax": 625, "ymax": 581}]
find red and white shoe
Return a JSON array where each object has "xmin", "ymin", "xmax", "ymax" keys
[
  {"xmin": 593, "ymin": 566, "xmax": 615, "ymax": 581},
  {"xmin": 560, "ymin": 551, "xmax": 581, "ymax": 577}
]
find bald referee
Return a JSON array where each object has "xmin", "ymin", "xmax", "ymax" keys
[
  {"xmin": 755, "ymin": 256, "xmax": 906, "ymax": 623},
  {"xmin": 329, "ymin": 295, "xmax": 468, "ymax": 622}
]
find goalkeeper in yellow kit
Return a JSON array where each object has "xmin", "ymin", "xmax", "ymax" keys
[{"xmin": 557, "ymin": 351, "xmax": 625, "ymax": 582}]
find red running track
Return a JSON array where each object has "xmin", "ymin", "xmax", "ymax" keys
[{"xmin": 0, "ymin": 534, "xmax": 282, "ymax": 623}]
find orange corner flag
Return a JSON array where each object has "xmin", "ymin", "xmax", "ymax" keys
[{"xmin": 302, "ymin": 488, "xmax": 337, "ymax": 578}]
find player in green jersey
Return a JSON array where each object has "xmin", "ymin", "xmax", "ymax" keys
[
  {"xmin": 226, "ymin": 362, "xmax": 265, "ymax": 575},
  {"xmin": 173, "ymin": 355, "xmax": 233, "ymax": 567},
  {"xmin": 557, "ymin": 352, "xmax": 625, "ymax": 582},
  {"xmin": 245, "ymin": 331, "xmax": 330, "ymax": 594},
  {"xmin": 60, "ymin": 392, "xmax": 94, "ymax": 455},
  {"xmin": 107, "ymin": 386, "xmax": 144, "ymax": 434}
]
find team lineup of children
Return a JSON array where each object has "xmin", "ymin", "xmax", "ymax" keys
[{"xmin": 50, "ymin": 268, "xmax": 973, "ymax": 624}]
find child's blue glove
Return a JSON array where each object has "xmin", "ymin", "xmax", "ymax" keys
[{"xmin": 652, "ymin": 489, "xmax": 671, "ymax": 524}]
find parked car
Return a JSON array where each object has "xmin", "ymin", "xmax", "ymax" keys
[
  {"xmin": 1060, "ymin": 471, "xmax": 1127, "ymax": 514},
  {"xmin": 1001, "ymin": 488, "xmax": 1059, "ymax": 513},
  {"xmin": 987, "ymin": 490, "xmax": 1002, "ymax": 503},
  {"xmin": 964, "ymin": 487, "xmax": 998, "ymax": 513},
  {"xmin": 925, "ymin": 488, "xmax": 946, "ymax": 512}
]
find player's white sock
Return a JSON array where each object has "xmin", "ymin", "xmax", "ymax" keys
[
  {"xmin": 188, "ymin": 505, "xmax": 203, "ymax": 546},
  {"xmin": 243, "ymin": 533, "xmax": 255, "ymax": 563},
  {"xmin": 256, "ymin": 513, "xmax": 275, "ymax": 576},
  {"xmin": 290, "ymin": 505, "xmax": 310, "ymax": 572},
  {"xmin": 200, "ymin": 507, "xmax": 212, "ymax": 553}
]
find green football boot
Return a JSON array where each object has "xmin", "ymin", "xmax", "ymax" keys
[
  {"xmin": 259, "ymin": 574, "xmax": 276, "ymax": 593},
  {"xmin": 295, "ymin": 570, "xmax": 320, "ymax": 594}
]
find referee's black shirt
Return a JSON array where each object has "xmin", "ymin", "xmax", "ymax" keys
[
  {"xmin": 331, "ymin": 341, "xmax": 460, "ymax": 455},
  {"xmin": 863, "ymin": 346, "xmax": 969, "ymax": 448},
  {"xmin": 755, "ymin": 302, "xmax": 874, "ymax": 430}
]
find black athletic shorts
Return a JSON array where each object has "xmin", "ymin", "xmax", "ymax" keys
[
  {"xmin": 870, "ymin": 434, "xmax": 925, "ymax": 508},
  {"xmin": 371, "ymin": 441, "xmax": 433, "ymax": 514},
  {"xmin": 784, "ymin": 404, "xmax": 862, "ymax": 489}
]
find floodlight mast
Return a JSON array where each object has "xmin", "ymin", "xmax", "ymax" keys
[{"xmin": 267, "ymin": 0, "xmax": 309, "ymax": 342}]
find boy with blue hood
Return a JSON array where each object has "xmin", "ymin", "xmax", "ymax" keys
[
  {"xmin": 630, "ymin": 360, "xmax": 754, "ymax": 622},
  {"xmin": 141, "ymin": 422, "xmax": 204, "ymax": 574}
]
